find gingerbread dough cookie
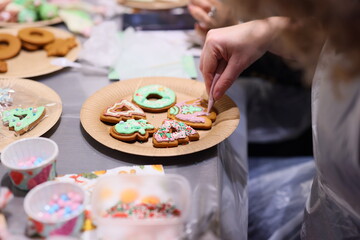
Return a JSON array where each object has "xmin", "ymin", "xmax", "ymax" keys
[
  {"xmin": 132, "ymin": 84, "xmax": 176, "ymax": 113},
  {"xmin": 167, "ymin": 99, "xmax": 216, "ymax": 130},
  {"xmin": 18, "ymin": 27, "xmax": 55, "ymax": 46},
  {"xmin": 44, "ymin": 37, "xmax": 77, "ymax": 57},
  {"xmin": 2, "ymin": 106, "xmax": 46, "ymax": 135},
  {"xmin": 0, "ymin": 33, "xmax": 21, "ymax": 60},
  {"xmin": 153, "ymin": 119, "xmax": 199, "ymax": 148},
  {"xmin": 110, "ymin": 119, "xmax": 156, "ymax": 142},
  {"xmin": 21, "ymin": 41, "xmax": 41, "ymax": 51},
  {"xmin": 100, "ymin": 99, "xmax": 146, "ymax": 124},
  {"xmin": 0, "ymin": 61, "xmax": 8, "ymax": 73}
]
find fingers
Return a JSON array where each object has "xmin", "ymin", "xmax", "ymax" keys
[
  {"xmin": 213, "ymin": 58, "xmax": 243, "ymax": 100},
  {"xmin": 199, "ymin": 40, "xmax": 218, "ymax": 94},
  {"xmin": 188, "ymin": 4, "xmax": 214, "ymax": 29},
  {"xmin": 200, "ymin": 29, "xmax": 226, "ymax": 94},
  {"xmin": 200, "ymin": 37, "xmax": 245, "ymax": 101},
  {"xmin": 194, "ymin": 23, "xmax": 208, "ymax": 40},
  {"xmin": 188, "ymin": 0, "xmax": 212, "ymax": 12}
]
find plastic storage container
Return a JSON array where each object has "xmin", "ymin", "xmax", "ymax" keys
[{"xmin": 91, "ymin": 174, "xmax": 191, "ymax": 240}]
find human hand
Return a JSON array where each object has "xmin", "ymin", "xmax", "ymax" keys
[
  {"xmin": 200, "ymin": 17, "xmax": 290, "ymax": 100},
  {"xmin": 188, "ymin": 0, "xmax": 238, "ymax": 38}
]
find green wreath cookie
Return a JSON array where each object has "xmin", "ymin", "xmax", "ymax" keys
[{"xmin": 132, "ymin": 85, "xmax": 176, "ymax": 113}]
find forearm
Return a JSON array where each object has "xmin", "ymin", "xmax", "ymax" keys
[{"xmin": 257, "ymin": 16, "xmax": 293, "ymax": 59}]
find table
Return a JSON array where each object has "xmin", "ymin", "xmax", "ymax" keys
[{"xmin": 0, "ymin": 27, "xmax": 248, "ymax": 240}]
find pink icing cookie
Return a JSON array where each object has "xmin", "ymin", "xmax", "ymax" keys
[
  {"xmin": 167, "ymin": 99, "xmax": 216, "ymax": 130},
  {"xmin": 100, "ymin": 99, "xmax": 146, "ymax": 124},
  {"xmin": 153, "ymin": 119, "xmax": 199, "ymax": 148}
]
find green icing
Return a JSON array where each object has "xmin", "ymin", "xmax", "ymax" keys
[
  {"xmin": 38, "ymin": 3, "xmax": 58, "ymax": 20},
  {"xmin": 81, "ymin": 173, "xmax": 98, "ymax": 179},
  {"xmin": 2, "ymin": 106, "xmax": 45, "ymax": 132},
  {"xmin": 169, "ymin": 106, "xmax": 179, "ymax": 115},
  {"xmin": 181, "ymin": 105, "xmax": 202, "ymax": 114},
  {"xmin": 115, "ymin": 119, "xmax": 154, "ymax": 135},
  {"xmin": 133, "ymin": 85, "xmax": 176, "ymax": 109},
  {"xmin": 18, "ymin": 8, "xmax": 38, "ymax": 23},
  {"xmin": 13, "ymin": 0, "xmax": 34, "ymax": 8}
]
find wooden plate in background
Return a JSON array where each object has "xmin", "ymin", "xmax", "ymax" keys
[
  {"xmin": 0, "ymin": 26, "xmax": 80, "ymax": 78},
  {"xmin": 0, "ymin": 17, "xmax": 62, "ymax": 28}
]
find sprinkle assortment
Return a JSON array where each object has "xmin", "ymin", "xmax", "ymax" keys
[
  {"xmin": 153, "ymin": 120, "xmax": 197, "ymax": 142},
  {"xmin": 0, "ymin": 88, "xmax": 14, "ymax": 108},
  {"xmin": 37, "ymin": 192, "xmax": 84, "ymax": 220},
  {"xmin": 17, "ymin": 156, "xmax": 44, "ymax": 168},
  {"xmin": 104, "ymin": 201, "xmax": 181, "ymax": 219},
  {"xmin": 114, "ymin": 119, "xmax": 155, "ymax": 135}
]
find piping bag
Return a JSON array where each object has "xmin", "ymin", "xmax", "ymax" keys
[{"xmin": 207, "ymin": 60, "xmax": 227, "ymax": 113}]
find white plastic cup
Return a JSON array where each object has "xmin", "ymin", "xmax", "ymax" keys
[
  {"xmin": 24, "ymin": 181, "xmax": 86, "ymax": 238},
  {"xmin": 1, "ymin": 137, "xmax": 58, "ymax": 190},
  {"xmin": 91, "ymin": 174, "xmax": 191, "ymax": 240}
]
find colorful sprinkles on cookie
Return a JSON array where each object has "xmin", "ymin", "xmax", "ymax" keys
[
  {"xmin": 153, "ymin": 119, "xmax": 199, "ymax": 148},
  {"xmin": 115, "ymin": 119, "xmax": 154, "ymax": 136},
  {"xmin": 168, "ymin": 99, "xmax": 217, "ymax": 130},
  {"xmin": 110, "ymin": 119, "xmax": 156, "ymax": 142},
  {"xmin": 133, "ymin": 85, "xmax": 176, "ymax": 112},
  {"xmin": 2, "ymin": 106, "xmax": 46, "ymax": 135},
  {"xmin": 169, "ymin": 100, "xmax": 207, "ymax": 123}
]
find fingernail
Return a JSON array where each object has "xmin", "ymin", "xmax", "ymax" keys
[
  {"xmin": 198, "ymin": 22, "xmax": 207, "ymax": 29},
  {"xmin": 213, "ymin": 91, "xmax": 221, "ymax": 101}
]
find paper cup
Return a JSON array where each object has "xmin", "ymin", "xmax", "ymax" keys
[
  {"xmin": 91, "ymin": 174, "xmax": 191, "ymax": 240},
  {"xmin": 24, "ymin": 181, "xmax": 86, "ymax": 238},
  {"xmin": 1, "ymin": 137, "xmax": 58, "ymax": 190}
]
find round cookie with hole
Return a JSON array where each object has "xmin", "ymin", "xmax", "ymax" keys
[{"xmin": 132, "ymin": 84, "xmax": 176, "ymax": 113}]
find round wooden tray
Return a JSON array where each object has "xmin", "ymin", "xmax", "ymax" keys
[
  {"xmin": 0, "ymin": 17, "xmax": 62, "ymax": 28},
  {"xmin": 80, "ymin": 77, "xmax": 240, "ymax": 157}
]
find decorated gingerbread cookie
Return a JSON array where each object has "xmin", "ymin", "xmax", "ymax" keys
[
  {"xmin": 132, "ymin": 85, "xmax": 176, "ymax": 113},
  {"xmin": 2, "ymin": 106, "xmax": 46, "ymax": 135},
  {"xmin": 110, "ymin": 119, "xmax": 156, "ymax": 142},
  {"xmin": 100, "ymin": 99, "xmax": 146, "ymax": 124},
  {"xmin": 153, "ymin": 119, "xmax": 199, "ymax": 148},
  {"xmin": 167, "ymin": 99, "xmax": 216, "ymax": 130}
]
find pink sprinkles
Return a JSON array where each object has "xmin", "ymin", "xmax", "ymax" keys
[{"xmin": 153, "ymin": 120, "xmax": 197, "ymax": 142}]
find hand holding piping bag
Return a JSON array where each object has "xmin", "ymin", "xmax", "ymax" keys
[
  {"xmin": 206, "ymin": 60, "xmax": 226, "ymax": 113},
  {"xmin": 201, "ymin": 22, "xmax": 276, "ymax": 109}
]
